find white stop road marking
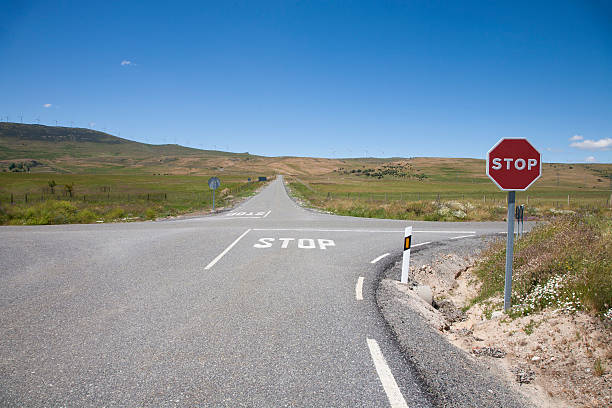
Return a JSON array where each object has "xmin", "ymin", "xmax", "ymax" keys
[
  {"xmin": 226, "ymin": 210, "xmax": 271, "ymax": 218},
  {"xmin": 253, "ymin": 238, "xmax": 336, "ymax": 249}
]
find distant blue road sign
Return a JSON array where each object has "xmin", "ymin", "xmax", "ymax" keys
[{"xmin": 208, "ymin": 177, "xmax": 220, "ymax": 190}]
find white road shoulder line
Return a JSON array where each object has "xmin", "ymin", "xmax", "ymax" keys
[
  {"xmin": 204, "ymin": 229, "xmax": 251, "ymax": 270},
  {"xmin": 252, "ymin": 228, "xmax": 476, "ymax": 234},
  {"xmin": 412, "ymin": 241, "xmax": 431, "ymax": 248},
  {"xmin": 450, "ymin": 234, "xmax": 476, "ymax": 240},
  {"xmin": 252, "ymin": 228, "xmax": 401, "ymax": 233},
  {"xmin": 413, "ymin": 230, "xmax": 476, "ymax": 234},
  {"xmin": 366, "ymin": 338, "xmax": 409, "ymax": 408},
  {"xmin": 355, "ymin": 277, "xmax": 364, "ymax": 300},
  {"xmin": 370, "ymin": 253, "xmax": 390, "ymax": 264}
]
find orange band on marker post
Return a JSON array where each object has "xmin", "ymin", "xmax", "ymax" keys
[{"xmin": 404, "ymin": 236, "xmax": 411, "ymax": 251}]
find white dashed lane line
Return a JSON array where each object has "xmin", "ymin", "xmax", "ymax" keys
[
  {"xmin": 355, "ymin": 277, "xmax": 364, "ymax": 300},
  {"xmin": 370, "ymin": 253, "xmax": 390, "ymax": 264},
  {"xmin": 412, "ymin": 241, "xmax": 431, "ymax": 248},
  {"xmin": 367, "ymin": 338, "xmax": 409, "ymax": 408}
]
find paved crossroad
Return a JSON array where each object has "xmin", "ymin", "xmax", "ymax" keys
[{"xmin": 0, "ymin": 176, "xmax": 506, "ymax": 406}]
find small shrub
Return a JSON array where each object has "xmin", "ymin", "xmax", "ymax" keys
[
  {"xmin": 145, "ymin": 208, "xmax": 157, "ymax": 220},
  {"xmin": 106, "ymin": 208, "xmax": 125, "ymax": 220},
  {"xmin": 18, "ymin": 201, "xmax": 79, "ymax": 225},
  {"xmin": 76, "ymin": 209, "xmax": 97, "ymax": 224}
]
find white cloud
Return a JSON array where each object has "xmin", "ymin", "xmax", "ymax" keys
[
  {"xmin": 121, "ymin": 60, "xmax": 132, "ymax": 66},
  {"xmin": 585, "ymin": 156, "xmax": 597, "ymax": 163},
  {"xmin": 88, "ymin": 122, "xmax": 95, "ymax": 128},
  {"xmin": 569, "ymin": 135, "xmax": 583, "ymax": 141},
  {"xmin": 570, "ymin": 138, "xmax": 612, "ymax": 150},
  {"xmin": 43, "ymin": 103, "xmax": 52, "ymax": 108}
]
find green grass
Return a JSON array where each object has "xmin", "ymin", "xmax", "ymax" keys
[
  {"xmin": 288, "ymin": 159, "xmax": 612, "ymax": 222},
  {"xmin": 0, "ymin": 173, "xmax": 265, "ymax": 225},
  {"xmin": 471, "ymin": 214, "xmax": 612, "ymax": 317}
]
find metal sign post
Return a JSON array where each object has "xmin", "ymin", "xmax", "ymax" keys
[
  {"xmin": 401, "ymin": 226, "xmax": 412, "ymax": 284},
  {"xmin": 208, "ymin": 177, "xmax": 221, "ymax": 211},
  {"xmin": 486, "ymin": 138, "xmax": 541, "ymax": 313},
  {"xmin": 504, "ymin": 192, "xmax": 516, "ymax": 312}
]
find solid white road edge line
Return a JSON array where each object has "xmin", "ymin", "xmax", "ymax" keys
[
  {"xmin": 224, "ymin": 217, "xmax": 266, "ymax": 219},
  {"xmin": 366, "ymin": 338, "xmax": 409, "ymax": 408},
  {"xmin": 412, "ymin": 241, "xmax": 431, "ymax": 248},
  {"xmin": 355, "ymin": 277, "xmax": 364, "ymax": 300},
  {"xmin": 450, "ymin": 234, "xmax": 476, "ymax": 240},
  {"xmin": 204, "ymin": 229, "xmax": 252, "ymax": 270},
  {"xmin": 370, "ymin": 253, "xmax": 390, "ymax": 264},
  {"xmin": 252, "ymin": 228, "xmax": 477, "ymax": 234}
]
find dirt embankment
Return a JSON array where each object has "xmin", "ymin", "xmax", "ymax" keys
[{"xmin": 378, "ymin": 237, "xmax": 611, "ymax": 408}]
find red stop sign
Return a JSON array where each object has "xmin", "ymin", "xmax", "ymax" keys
[{"xmin": 487, "ymin": 138, "xmax": 541, "ymax": 191}]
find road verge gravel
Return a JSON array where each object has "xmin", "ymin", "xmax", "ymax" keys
[{"xmin": 374, "ymin": 237, "xmax": 534, "ymax": 408}]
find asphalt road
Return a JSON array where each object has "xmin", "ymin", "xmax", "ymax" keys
[{"xmin": 0, "ymin": 176, "xmax": 509, "ymax": 407}]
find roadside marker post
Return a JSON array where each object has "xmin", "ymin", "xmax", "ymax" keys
[
  {"xmin": 487, "ymin": 138, "xmax": 541, "ymax": 312},
  {"xmin": 208, "ymin": 176, "xmax": 221, "ymax": 211},
  {"xmin": 401, "ymin": 227, "xmax": 412, "ymax": 284},
  {"xmin": 515, "ymin": 205, "xmax": 525, "ymax": 238}
]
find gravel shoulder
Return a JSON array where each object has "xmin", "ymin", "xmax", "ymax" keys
[{"xmin": 375, "ymin": 236, "xmax": 535, "ymax": 408}]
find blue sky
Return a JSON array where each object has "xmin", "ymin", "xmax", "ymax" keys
[{"xmin": 1, "ymin": 1, "xmax": 611, "ymax": 163}]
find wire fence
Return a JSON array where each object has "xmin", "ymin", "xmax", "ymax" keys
[
  {"xmin": 0, "ymin": 182, "xmax": 257, "ymax": 207},
  {"xmin": 307, "ymin": 190, "xmax": 612, "ymax": 209}
]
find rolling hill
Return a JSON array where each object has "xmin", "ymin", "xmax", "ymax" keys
[
  {"xmin": 1, "ymin": 123, "xmax": 611, "ymax": 190},
  {"xmin": 0, "ymin": 123, "xmax": 347, "ymax": 176}
]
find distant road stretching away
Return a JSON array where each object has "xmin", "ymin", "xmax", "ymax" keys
[{"xmin": 0, "ymin": 176, "xmax": 508, "ymax": 406}]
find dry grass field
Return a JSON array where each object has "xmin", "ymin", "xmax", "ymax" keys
[{"xmin": 2, "ymin": 123, "xmax": 611, "ymax": 223}]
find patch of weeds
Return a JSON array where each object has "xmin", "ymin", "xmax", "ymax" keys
[
  {"xmin": 482, "ymin": 303, "xmax": 495, "ymax": 320},
  {"xmin": 593, "ymin": 358, "xmax": 605, "ymax": 377},
  {"xmin": 510, "ymin": 275, "xmax": 583, "ymax": 317},
  {"xmin": 145, "ymin": 208, "xmax": 157, "ymax": 220},
  {"xmin": 76, "ymin": 209, "xmax": 97, "ymax": 223},
  {"xmin": 523, "ymin": 319, "xmax": 537, "ymax": 335},
  {"xmin": 471, "ymin": 214, "xmax": 612, "ymax": 317},
  {"xmin": 106, "ymin": 207, "xmax": 125, "ymax": 220}
]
